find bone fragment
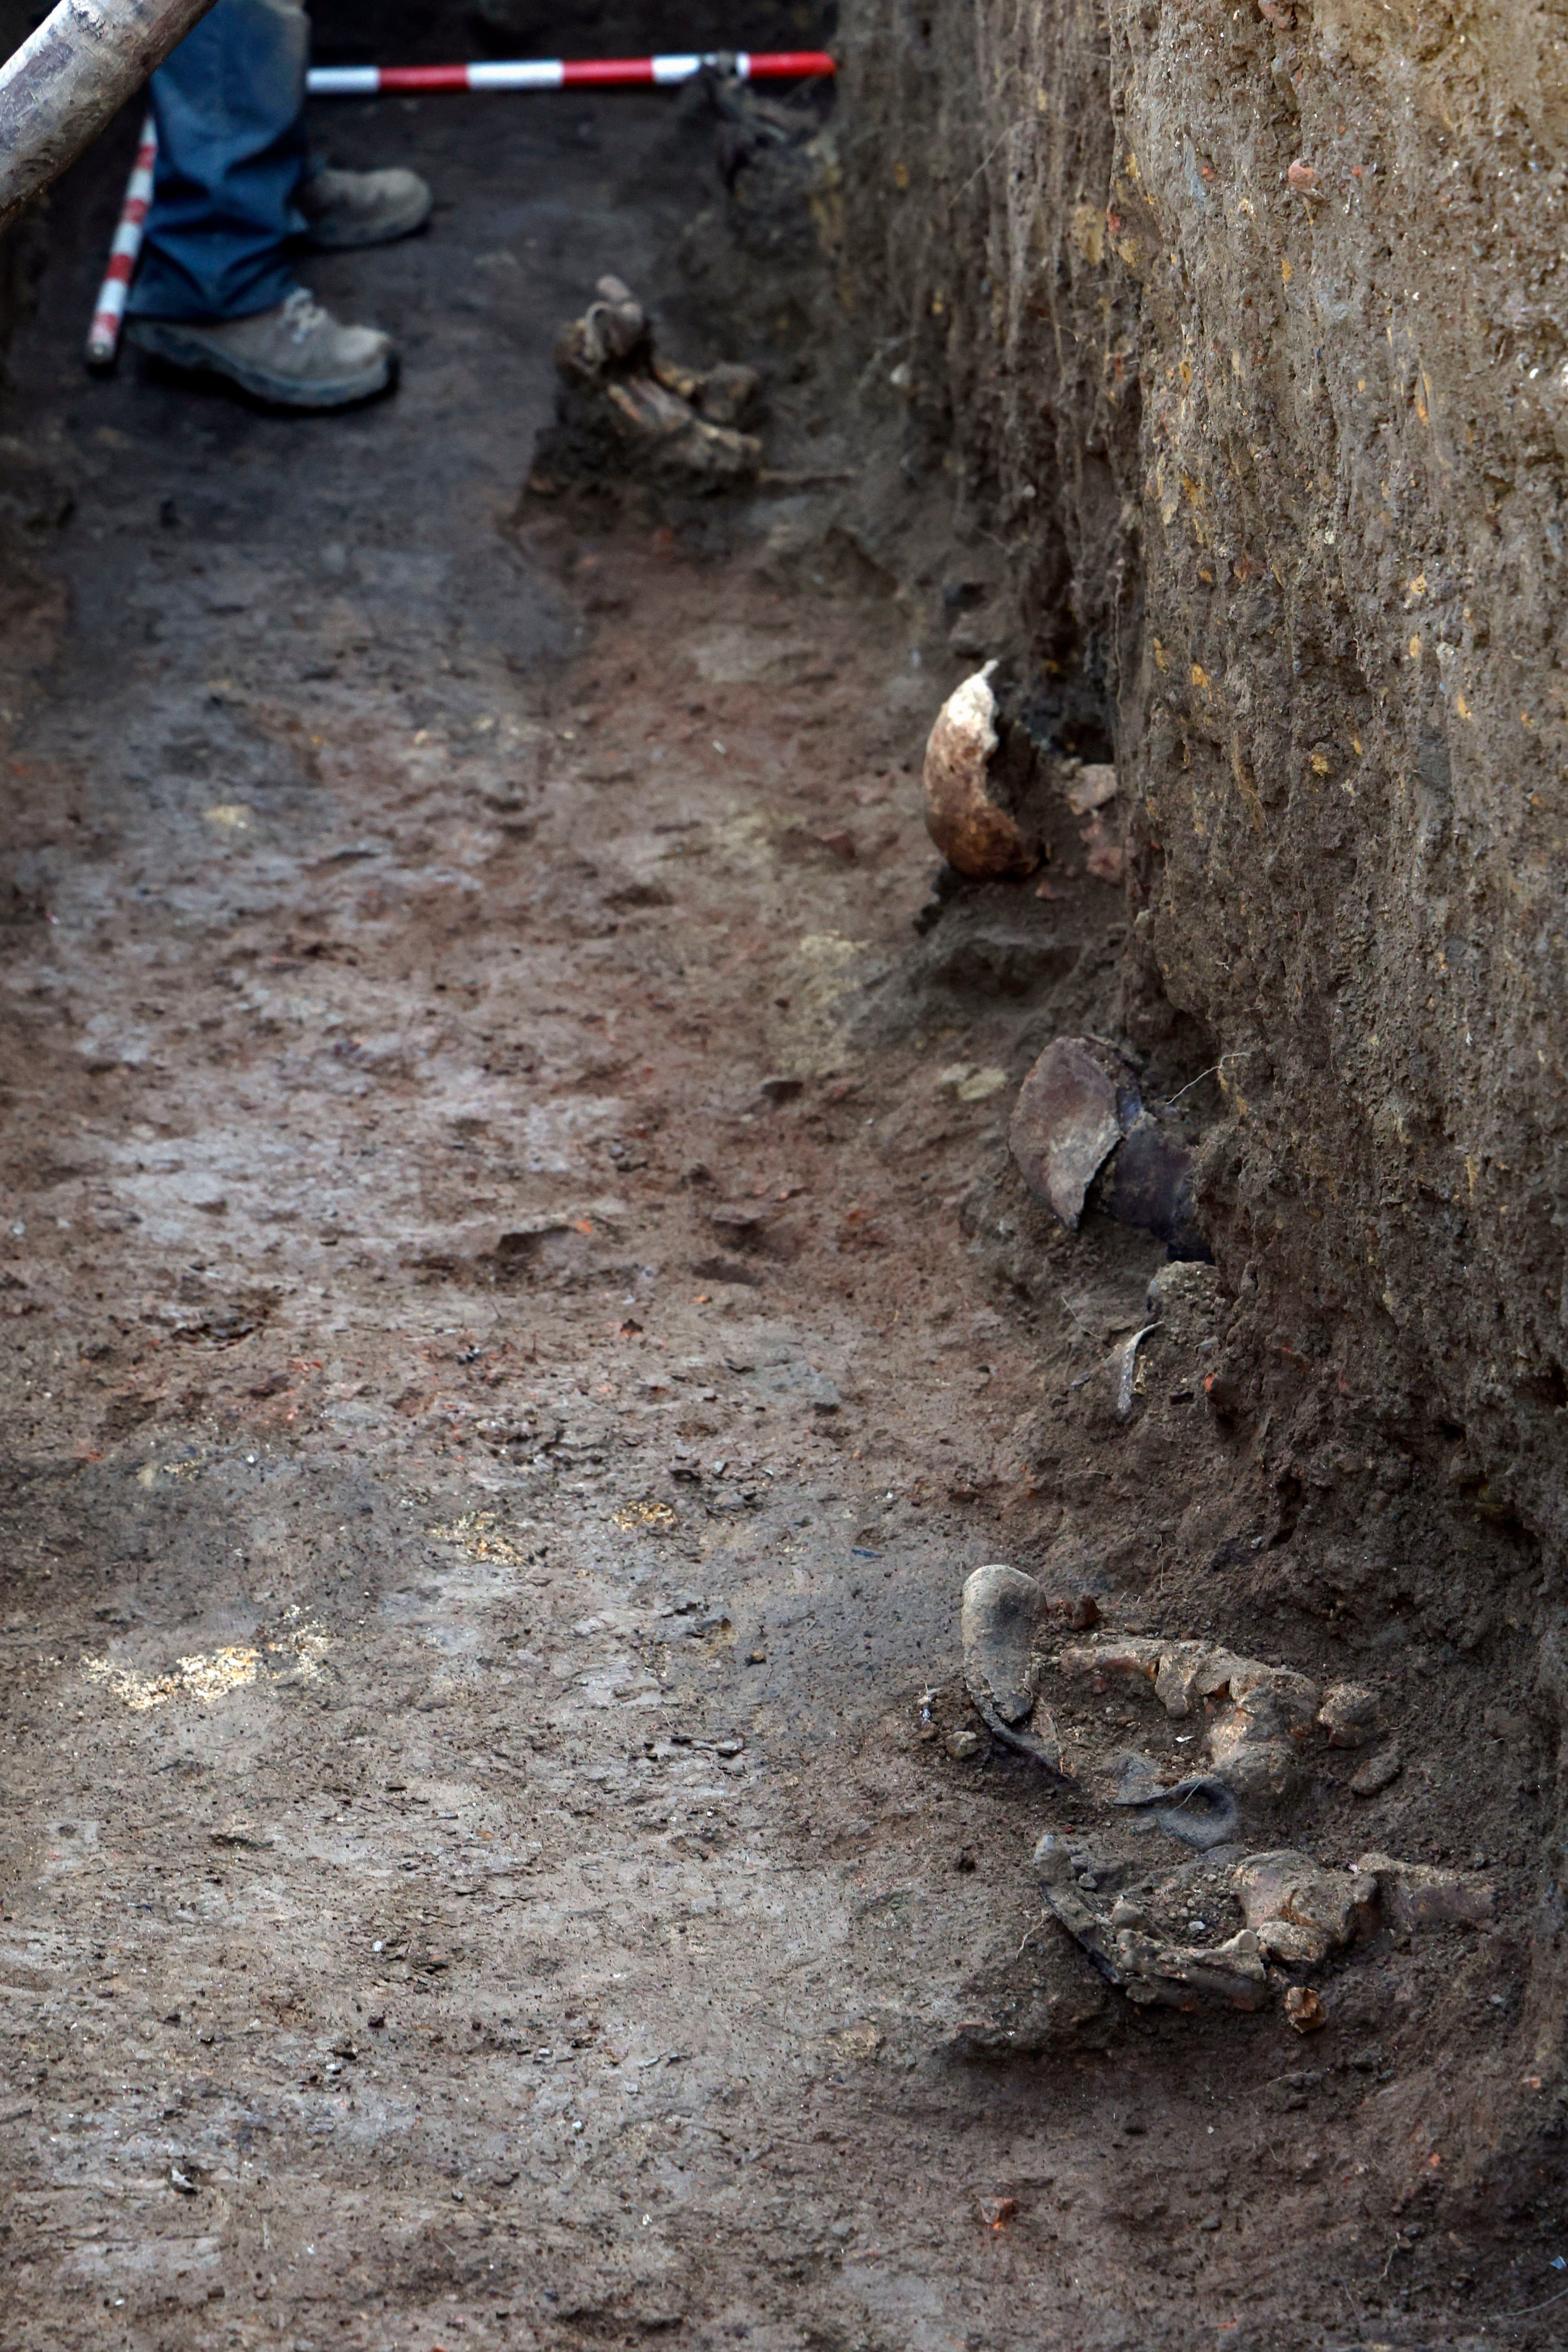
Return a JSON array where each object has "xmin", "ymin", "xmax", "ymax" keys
[{"xmin": 922, "ymin": 665, "xmax": 1038, "ymax": 880}]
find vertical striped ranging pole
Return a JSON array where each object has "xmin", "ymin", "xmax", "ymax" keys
[
  {"xmin": 303, "ymin": 51, "xmax": 836, "ymax": 95},
  {"xmin": 85, "ymin": 111, "xmax": 156, "ymax": 367}
]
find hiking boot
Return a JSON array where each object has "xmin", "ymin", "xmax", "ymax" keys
[
  {"xmin": 297, "ymin": 165, "xmax": 433, "ymax": 250},
  {"xmin": 127, "ymin": 290, "xmax": 396, "ymax": 409}
]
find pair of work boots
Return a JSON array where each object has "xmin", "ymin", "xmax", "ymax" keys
[{"xmin": 127, "ymin": 165, "xmax": 432, "ymax": 409}]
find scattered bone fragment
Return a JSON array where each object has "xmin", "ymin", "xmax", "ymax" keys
[
  {"xmin": 1208, "ymin": 1666, "xmax": 1315, "ymax": 1798},
  {"xmin": 532, "ymin": 274, "xmax": 764, "ymax": 491},
  {"xmin": 1062, "ymin": 1632, "xmax": 1163, "ymax": 1685},
  {"xmin": 1351, "ymin": 1853, "xmax": 1496, "ymax": 1931},
  {"xmin": 1153, "ymin": 1641, "xmax": 1243, "ymax": 1719},
  {"xmin": 1079, "ymin": 815, "xmax": 1124, "ymax": 884},
  {"xmin": 669, "ymin": 361, "xmax": 759, "ymax": 429},
  {"xmin": 1225, "ymin": 1661, "xmax": 1322, "ymax": 1729},
  {"xmin": 1115, "ymin": 1322, "xmax": 1159, "ymax": 1422},
  {"xmin": 1060, "ymin": 1635, "xmax": 1326, "ymax": 1804},
  {"xmin": 1111, "ymin": 1925, "xmax": 1269, "ymax": 2011},
  {"xmin": 1063, "ymin": 762, "xmax": 1118, "ymax": 816},
  {"xmin": 1059, "ymin": 1635, "xmax": 1314, "ymax": 1723},
  {"xmin": 936, "ymin": 1061, "xmax": 1009, "ymax": 1101},
  {"xmin": 1349, "ymin": 1744, "xmax": 1403, "ymax": 1797},
  {"xmin": 1205, "ymin": 1726, "xmax": 1298, "ymax": 1807},
  {"xmin": 1284, "ymin": 1985, "xmax": 1325, "ymax": 2033},
  {"xmin": 597, "ymin": 374, "xmax": 761, "ymax": 483},
  {"xmin": 1232, "ymin": 1850, "xmax": 1359, "ymax": 1965},
  {"xmin": 960, "ymin": 1564, "xmax": 1068, "ymax": 1775},
  {"xmin": 1205, "ymin": 1714, "xmax": 1307, "ymax": 1802},
  {"xmin": 1034, "ymin": 1835, "xmax": 1269, "ymax": 2011},
  {"xmin": 1318, "ymin": 1682, "xmax": 1385, "ymax": 1748},
  {"xmin": 921, "ymin": 665, "xmax": 1039, "ymax": 880},
  {"xmin": 1060, "ymin": 762, "xmax": 1122, "ymax": 878},
  {"xmin": 1207, "ymin": 1660, "xmax": 1323, "ymax": 1801}
]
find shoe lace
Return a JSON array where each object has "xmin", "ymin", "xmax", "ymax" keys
[{"xmin": 280, "ymin": 287, "xmax": 327, "ymax": 345}]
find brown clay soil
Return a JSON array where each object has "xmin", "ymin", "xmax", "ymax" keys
[{"xmin": 0, "ymin": 65, "xmax": 1561, "ymax": 2352}]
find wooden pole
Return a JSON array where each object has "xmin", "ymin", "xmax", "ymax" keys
[{"xmin": 0, "ymin": 0, "xmax": 220, "ymax": 236}]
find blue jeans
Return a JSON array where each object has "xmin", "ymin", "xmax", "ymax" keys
[{"xmin": 129, "ymin": 0, "xmax": 308, "ymax": 322}]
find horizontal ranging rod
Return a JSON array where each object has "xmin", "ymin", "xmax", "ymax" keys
[{"xmin": 305, "ymin": 51, "xmax": 836, "ymax": 94}]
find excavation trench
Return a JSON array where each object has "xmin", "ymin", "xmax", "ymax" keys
[{"xmin": 0, "ymin": 8, "xmax": 1561, "ymax": 2348}]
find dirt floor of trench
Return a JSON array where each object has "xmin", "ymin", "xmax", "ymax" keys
[{"xmin": 0, "ymin": 59, "xmax": 1559, "ymax": 2352}]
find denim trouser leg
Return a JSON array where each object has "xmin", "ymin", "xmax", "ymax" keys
[{"xmin": 129, "ymin": 0, "xmax": 309, "ymax": 323}]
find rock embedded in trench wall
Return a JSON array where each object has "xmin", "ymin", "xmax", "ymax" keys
[
  {"xmin": 1009, "ymin": 1036, "xmax": 1136, "ymax": 1231},
  {"xmin": 1008, "ymin": 1034, "xmax": 1207, "ymax": 1253}
]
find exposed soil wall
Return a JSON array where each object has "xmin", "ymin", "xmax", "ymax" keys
[
  {"xmin": 839, "ymin": 0, "xmax": 1568, "ymax": 1569},
  {"xmin": 832, "ymin": 0, "xmax": 1568, "ymax": 2202}
]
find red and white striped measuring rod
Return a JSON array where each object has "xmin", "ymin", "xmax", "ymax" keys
[
  {"xmin": 85, "ymin": 49, "xmax": 835, "ymax": 366},
  {"xmin": 307, "ymin": 50, "xmax": 835, "ymax": 93},
  {"xmin": 85, "ymin": 112, "xmax": 156, "ymax": 367}
]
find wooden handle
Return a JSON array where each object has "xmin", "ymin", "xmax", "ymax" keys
[{"xmin": 0, "ymin": 0, "xmax": 220, "ymax": 236}]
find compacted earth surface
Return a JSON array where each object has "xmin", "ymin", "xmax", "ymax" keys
[{"xmin": 0, "ymin": 50, "xmax": 1562, "ymax": 2352}]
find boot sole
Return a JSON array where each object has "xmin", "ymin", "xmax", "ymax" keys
[
  {"xmin": 126, "ymin": 320, "xmax": 397, "ymax": 410},
  {"xmin": 301, "ymin": 191, "xmax": 434, "ymax": 251}
]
